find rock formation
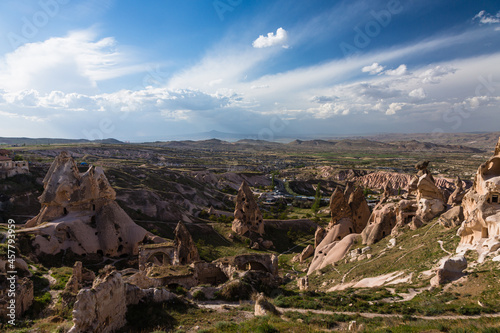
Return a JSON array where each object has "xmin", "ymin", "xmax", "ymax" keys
[
  {"xmin": 69, "ymin": 267, "xmax": 176, "ymax": 333},
  {"xmin": 308, "ymin": 234, "xmax": 360, "ymax": 274},
  {"xmin": 412, "ymin": 162, "xmax": 446, "ymax": 222},
  {"xmin": 430, "ymin": 255, "xmax": 467, "ymax": 286},
  {"xmin": 64, "ymin": 261, "xmax": 95, "ymax": 295},
  {"xmin": 232, "ymin": 181, "xmax": 264, "ymax": 236},
  {"xmin": 0, "ymin": 275, "xmax": 33, "ymax": 319},
  {"xmin": 458, "ymin": 138, "xmax": 500, "ymax": 258},
  {"xmin": 314, "ymin": 226, "xmax": 326, "ymax": 248},
  {"xmin": 437, "ymin": 206, "xmax": 464, "ymax": 228},
  {"xmin": 348, "ymin": 187, "xmax": 371, "ymax": 233},
  {"xmin": 362, "ymin": 203, "xmax": 397, "ymax": 245},
  {"xmin": 174, "ymin": 221, "xmax": 200, "ymax": 265},
  {"xmin": 307, "ymin": 185, "xmax": 370, "ymax": 274},
  {"xmin": 329, "ymin": 187, "xmax": 352, "ymax": 226},
  {"xmin": 254, "ymin": 293, "xmax": 281, "ymax": 316},
  {"xmin": 448, "ymin": 176, "xmax": 467, "ymax": 207},
  {"xmin": 292, "ymin": 244, "xmax": 314, "ymax": 263},
  {"xmin": 21, "ymin": 151, "xmax": 162, "ymax": 257}
]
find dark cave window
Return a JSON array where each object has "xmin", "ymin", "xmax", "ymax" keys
[{"xmin": 491, "ymin": 194, "xmax": 499, "ymax": 204}]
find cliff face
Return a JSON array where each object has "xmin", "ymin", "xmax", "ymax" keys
[
  {"xmin": 458, "ymin": 138, "xmax": 500, "ymax": 258},
  {"xmin": 21, "ymin": 152, "xmax": 161, "ymax": 257}
]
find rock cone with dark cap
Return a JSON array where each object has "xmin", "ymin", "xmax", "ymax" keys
[{"xmin": 232, "ymin": 181, "xmax": 264, "ymax": 236}]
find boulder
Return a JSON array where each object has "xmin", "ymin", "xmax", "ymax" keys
[
  {"xmin": 254, "ymin": 293, "xmax": 280, "ymax": 316},
  {"xmin": 430, "ymin": 255, "xmax": 467, "ymax": 286},
  {"xmin": 297, "ymin": 276, "xmax": 309, "ymax": 291},
  {"xmin": 298, "ymin": 245, "xmax": 314, "ymax": 262},
  {"xmin": 232, "ymin": 181, "xmax": 264, "ymax": 236}
]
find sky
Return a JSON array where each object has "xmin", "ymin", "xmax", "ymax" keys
[{"xmin": 0, "ymin": 0, "xmax": 500, "ymax": 142}]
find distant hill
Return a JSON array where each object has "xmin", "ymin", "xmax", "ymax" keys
[
  {"xmin": 0, "ymin": 137, "xmax": 123, "ymax": 146},
  {"xmin": 353, "ymin": 132, "xmax": 500, "ymax": 151}
]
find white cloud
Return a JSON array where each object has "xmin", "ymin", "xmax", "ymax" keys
[
  {"xmin": 473, "ymin": 10, "xmax": 500, "ymax": 24},
  {"xmin": 409, "ymin": 88, "xmax": 426, "ymax": 100},
  {"xmin": 0, "ymin": 29, "xmax": 146, "ymax": 93},
  {"xmin": 419, "ymin": 65, "xmax": 456, "ymax": 84},
  {"xmin": 362, "ymin": 62, "xmax": 385, "ymax": 75},
  {"xmin": 384, "ymin": 64, "xmax": 408, "ymax": 76},
  {"xmin": 252, "ymin": 27, "xmax": 289, "ymax": 48},
  {"xmin": 385, "ymin": 102, "xmax": 404, "ymax": 115}
]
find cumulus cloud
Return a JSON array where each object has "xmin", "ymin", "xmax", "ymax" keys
[
  {"xmin": 384, "ymin": 64, "xmax": 408, "ymax": 76},
  {"xmin": 409, "ymin": 88, "xmax": 426, "ymax": 101},
  {"xmin": 362, "ymin": 62, "xmax": 385, "ymax": 75},
  {"xmin": 310, "ymin": 95, "xmax": 338, "ymax": 103},
  {"xmin": 419, "ymin": 65, "xmax": 456, "ymax": 84},
  {"xmin": 473, "ymin": 10, "xmax": 500, "ymax": 24},
  {"xmin": 252, "ymin": 27, "xmax": 289, "ymax": 48},
  {"xmin": 385, "ymin": 102, "xmax": 404, "ymax": 115},
  {"xmin": 0, "ymin": 29, "xmax": 146, "ymax": 93}
]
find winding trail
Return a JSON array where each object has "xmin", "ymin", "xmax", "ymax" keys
[{"xmin": 195, "ymin": 301, "xmax": 500, "ymax": 321}]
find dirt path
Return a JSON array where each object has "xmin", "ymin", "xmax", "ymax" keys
[
  {"xmin": 276, "ymin": 307, "xmax": 500, "ymax": 320},
  {"xmin": 195, "ymin": 301, "xmax": 500, "ymax": 321}
]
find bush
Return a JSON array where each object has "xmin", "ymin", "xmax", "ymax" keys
[
  {"xmin": 217, "ymin": 280, "xmax": 253, "ymax": 301},
  {"xmin": 192, "ymin": 290, "xmax": 206, "ymax": 301}
]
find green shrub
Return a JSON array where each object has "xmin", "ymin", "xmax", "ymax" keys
[{"xmin": 192, "ymin": 290, "xmax": 207, "ymax": 301}]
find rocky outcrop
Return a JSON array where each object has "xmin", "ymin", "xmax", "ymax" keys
[
  {"xmin": 314, "ymin": 226, "xmax": 326, "ymax": 248},
  {"xmin": 297, "ymin": 276, "xmax": 309, "ymax": 291},
  {"xmin": 64, "ymin": 261, "xmax": 95, "ymax": 295},
  {"xmin": 70, "ymin": 270, "xmax": 127, "ymax": 333},
  {"xmin": 348, "ymin": 187, "xmax": 371, "ymax": 233},
  {"xmin": 430, "ymin": 255, "xmax": 467, "ymax": 286},
  {"xmin": 413, "ymin": 162, "xmax": 446, "ymax": 222},
  {"xmin": 0, "ymin": 275, "xmax": 33, "ymax": 319},
  {"xmin": 21, "ymin": 152, "xmax": 162, "ymax": 257},
  {"xmin": 254, "ymin": 293, "xmax": 280, "ymax": 316},
  {"xmin": 307, "ymin": 185, "xmax": 370, "ymax": 274},
  {"xmin": 362, "ymin": 203, "xmax": 397, "ymax": 245},
  {"xmin": 438, "ymin": 206, "xmax": 464, "ymax": 228},
  {"xmin": 292, "ymin": 244, "xmax": 314, "ymax": 263},
  {"xmin": 308, "ymin": 234, "xmax": 360, "ymax": 274},
  {"xmin": 355, "ymin": 171, "xmax": 411, "ymax": 192},
  {"xmin": 174, "ymin": 221, "xmax": 199, "ymax": 265},
  {"xmin": 329, "ymin": 187, "xmax": 352, "ymax": 226},
  {"xmin": 69, "ymin": 267, "xmax": 176, "ymax": 333},
  {"xmin": 232, "ymin": 181, "xmax": 264, "ymax": 236},
  {"xmin": 448, "ymin": 176, "xmax": 467, "ymax": 207},
  {"xmin": 458, "ymin": 138, "xmax": 500, "ymax": 257}
]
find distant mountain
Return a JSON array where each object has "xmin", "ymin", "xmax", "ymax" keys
[
  {"xmin": 159, "ymin": 130, "xmax": 302, "ymax": 142},
  {"xmin": 0, "ymin": 137, "xmax": 123, "ymax": 146}
]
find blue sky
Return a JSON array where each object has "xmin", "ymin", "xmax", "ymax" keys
[{"xmin": 0, "ymin": 0, "xmax": 500, "ymax": 141}]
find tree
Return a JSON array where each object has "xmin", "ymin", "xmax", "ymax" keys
[{"xmin": 311, "ymin": 182, "xmax": 322, "ymax": 213}]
